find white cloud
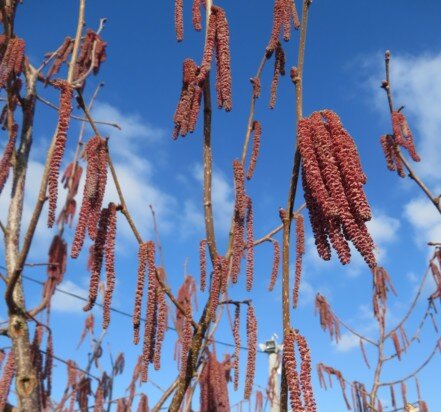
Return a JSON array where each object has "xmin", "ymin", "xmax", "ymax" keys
[
  {"xmin": 404, "ymin": 197, "xmax": 441, "ymax": 247},
  {"xmin": 51, "ymin": 280, "xmax": 89, "ymax": 313},
  {"xmin": 334, "ymin": 333, "xmax": 360, "ymax": 352}
]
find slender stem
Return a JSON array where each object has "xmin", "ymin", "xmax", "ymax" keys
[
  {"xmin": 202, "ymin": 74, "xmax": 217, "ymax": 262},
  {"xmin": 67, "ymin": 0, "xmax": 86, "ymax": 83},
  {"xmin": 280, "ymin": 2, "xmax": 311, "ymax": 410},
  {"xmin": 383, "ymin": 51, "xmax": 441, "ymax": 214},
  {"xmin": 151, "ymin": 377, "xmax": 179, "ymax": 412}
]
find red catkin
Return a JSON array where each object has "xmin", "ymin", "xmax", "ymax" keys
[
  {"xmin": 71, "ymin": 135, "xmax": 108, "ymax": 258},
  {"xmin": 283, "ymin": 329, "xmax": 304, "ymax": 412},
  {"xmin": 296, "ymin": 331, "xmax": 317, "ymax": 411},
  {"xmin": 48, "ymin": 80, "xmax": 73, "ymax": 227},
  {"xmin": 0, "ymin": 122, "xmax": 17, "ymax": 194},
  {"xmin": 83, "ymin": 206, "xmax": 110, "ymax": 312},
  {"xmin": 268, "ymin": 239, "xmax": 280, "ymax": 291},
  {"xmin": 233, "ymin": 305, "xmax": 241, "ymax": 391},
  {"xmin": 213, "ymin": 6, "xmax": 232, "ymax": 111},
  {"xmin": 315, "ymin": 294, "xmax": 340, "ymax": 342},
  {"xmin": 192, "ymin": 0, "xmax": 202, "ymax": 30},
  {"xmin": 269, "ymin": 42, "xmax": 285, "ymax": 109},
  {"xmin": 199, "ymin": 239, "xmax": 207, "ymax": 291},
  {"xmin": 103, "ymin": 202, "xmax": 117, "ymax": 329},
  {"xmin": 0, "ymin": 37, "xmax": 25, "ymax": 88},
  {"xmin": 246, "ymin": 196, "xmax": 254, "ymax": 292},
  {"xmin": 175, "ymin": 0, "xmax": 184, "ymax": 41},
  {"xmin": 244, "ymin": 305, "xmax": 257, "ymax": 400},
  {"xmin": 246, "ymin": 120, "xmax": 262, "ymax": 180},
  {"xmin": 0, "ymin": 351, "xmax": 15, "ymax": 411},
  {"xmin": 154, "ymin": 268, "xmax": 168, "ymax": 370},
  {"xmin": 133, "ymin": 243, "xmax": 149, "ymax": 344},
  {"xmin": 293, "ymin": 214, "xmax": 305, "ymax": 308},
  {"xmin": 391, "ymin": 111, "xmax": 420, "ymax": 162}
]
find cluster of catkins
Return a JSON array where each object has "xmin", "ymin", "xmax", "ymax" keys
[
  {"xmin": 283, "ymin": 328, "xmax": 316, "ymax": 412},
  {"xmin": 380, "ymin": 111, "xmax": 420, "ymax": 178},
  {"xmin": 298, "ymin": 110, "xmax": 376, "ymax": 268},
  {"xmin": 199, "ymin": 351, "xmax": 231, "ymax": 412},
  {"xmin": 231, "ymin": 161, "xmax": 256, "ymax": 289},
  {"xmin": 267, "ymin": 0, "xmax": 300, "ymax": 52},
  {"xmin": 132, "ymin": 241, "xmax": 168, "ymax": 382},
  {"xmin": 59, "ymin": 161, "xmax": 83, "ymax": 227},
  {"xmin": 71, "ymin": 135, "xmax": 108, "ymax": 257},
  {"xmin": 82, "ymin": 202, "xmax": 118, "ymax": 330},
  {"xmin": 0, "ymin": 35, "xmax": 25, "ymax": 88},
  {"xmin": 173, "ymin": 5, "xmax": 232, "ymax": 138}
]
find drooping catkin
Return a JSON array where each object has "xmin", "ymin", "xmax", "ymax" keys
[
  {"xmin": 71, "ymin": 135, "xmax": 108, "ymax": 258},
  {"xmin": 231, "ymin": 160, "xmax": 246, "ymax": 283},
  {"xmin": 141, "ymin": 241, "xmax": 157, "ymax": 381},
  {"xmin": 268, "ymin": 239, "xmax": 280, "ymax": 291},
  {"xmin": 0, "ymin": 122, "xmax": 17, "ymax": 194},
  {"xmin": 192, "ymin": 0, "xmax": 202, "ymax": 30},
  {"xmin": 83, "ymin": 206, "xmax": 110, "ymax": 312},
  {"xmin": 244, "ymin": 304, "xmax": 257, "ymax": 400},
  {"xmin": 46, "ymin": 37, "xmax": 74, "ymax": 82},
  {"xmin": 246, "ymin": 196, "xmax": 254, "ymax": 292},
  {"xmin": 296, "ymin": 331, "xmax": 317, "ymax": 411},
  {"xmin": 173, "ymin": 58, "xmax": 201, "ymax": 138},
  {"xmin": 390, "ymin": 385, "xmax": 397, "ymax": 409},
  {"xmin": 0, "ymin": 37, "xmax": 25, "ymax": 88},
  {"xmin": 154, "ymin": 267, "xmax": 168, "ymax": 370},
  {"xmin": 0, "ymin": 351, "xmax": 15, "ymax": 411},
  {"xmin": 175, "ymin": 0, "xmax": 184, "ymax": 41},
  {"xmin": 47, "ymin": 234, "xmax": 67, "ymax": 286},
  {"xmin": 43, "ymin": 332, "xmax": 53, "ymax": 401},
  {"xmin": 246, "ymin": 120, "xmax": 262, "ymax": 180},
  {"xmin": 283, "ymin": 329, "xmax": 303, "ymax": 412},
  {"xmin": 199, "ymin": 239, "xmax": 207, "ymax": 291},
  {"xmin": 391, "ymin": 111, "xmax": 420, "ymax": 162},
  {"xmin": 103, "ymin": 202, "xmax": 117, "ymax": 329},
  {"xmin": 391, "ymin": 330, "xmax": 402, "ymax": 361},
  {"xmin": 213, "ymin": 6, "xmax": 232, "ymax": 111},
  {"xmin": 315, "ymin": 294, "xmax": 340, "ymax": 342},
  {"xmin": 293, "ymin": 214, "xmax": 305, "ymax": 308},
  {"xmin": 267, "ymin": 0, "xmax": 285, "ymax": 52},
  {"xmin": 137, "ymin": 394, "xmax": 149, "ymax": 412},
  {"xmin": 77, "ymin": 313, "xmax": 94, "ymax": 349},
  {"xmin": 209, "ymin": 256, "xmax": 225, "ymax": 318},
  {"xmin": 179, "ymin": 308, "xmax": 193, "ymax": 379},
  {"xmin": 401, "ymin": 381, "xmax": 407, "ymax": 408},
  {"xmin": 299, "ymin": 111, "xmax": 376, "ymax": 269},
  {"xmin": 197, "ymin": 10, "xmax": 218, "ymax": 83},
  {"xmin": 48, "ymin": 80, "xmax": 73, "ymax": 227},
  {"xmin": 269, "ymin": 42, "xmax": 285, "ymax": 109},
  {"xmin": 233, "ymin": 304, "xmax": 241, "ymax": 391}
]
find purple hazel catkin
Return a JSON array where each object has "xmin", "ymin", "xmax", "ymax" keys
[
  {"xmin": 103, "ymin": 202, "xmax": 117, "ymax": 329},
  {"xmin": 244, "ymin": 304, "xmax": 257, "ymax": 400},
  {"xmin": 268, "ymin": 239, "xmax": 280, "ymax": 291},
  {"xmin": 133, "ymin": 242, "xmax": 150, "ymax": 344},
  {"xmin": 246, "ymin": 120, "xmax": 262, "ymax": 180}
]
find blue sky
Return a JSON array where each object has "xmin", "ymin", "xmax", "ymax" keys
[{"xmin": 1, "ymin": 0, "xmax": 441, "ymax": 410}]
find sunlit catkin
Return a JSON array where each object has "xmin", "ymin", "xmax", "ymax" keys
[
  {"xmin": 296, "ymin": 331, "xmax": 316, "ymax": 411},
  {"xmin": 293, "ymin": 214, "xmax": 305, "ymax": 308},
  {"xmin": 233, "ymin": 304, "xmax": 241, "ymax": 391},
  {"xmin": 103, "ymin": 202, "xmax": 117, "ymax": 329},
  {"xmin": 83, "ymin": 206, "xmax": 110, "ymax": 312},
  {"xmin": 199, "ymin": 239, "xmax": 207, "ymax": 291},
  {"xmin": 269, "ymin": 42, "xmax": 285, "ymax": 109},
  {"xmin": 246, "ymin": 196, "xmax": 254, "ymax": 292},
  {"xmin": 175, "ymin": 0, "xmax": 184, "ymax": 41},
  {"xmin": 133, "ymin": 242, "xmax": 149, "ymax": 345},
  {"xmin": 0, "ymin": 351, "xmax": 15, "ymax": 411},
  {"xmin": 268, "ymin": 239, "xmax": 280, "ymax": 291},
  {"xmin": 71, "ymin": 135, "xmax": 108, "ymax": 258},
  {"xmin": 244, "ymin": 304, "xmax": 257, "ymax": 400},
  {"xmin": 283, "ymin": 329, "xmax": 303, "ymax": 412},
  {"xmin": 246, "ymin": 120, "xmax": 262, "ymax": 180},
  {"xmin": 0, "ymin": 123, "xmax": 17, "ymax": 194},
  {"xmin": 48, "ymin": 80, "xmax": 73, "ymax": 227}
]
